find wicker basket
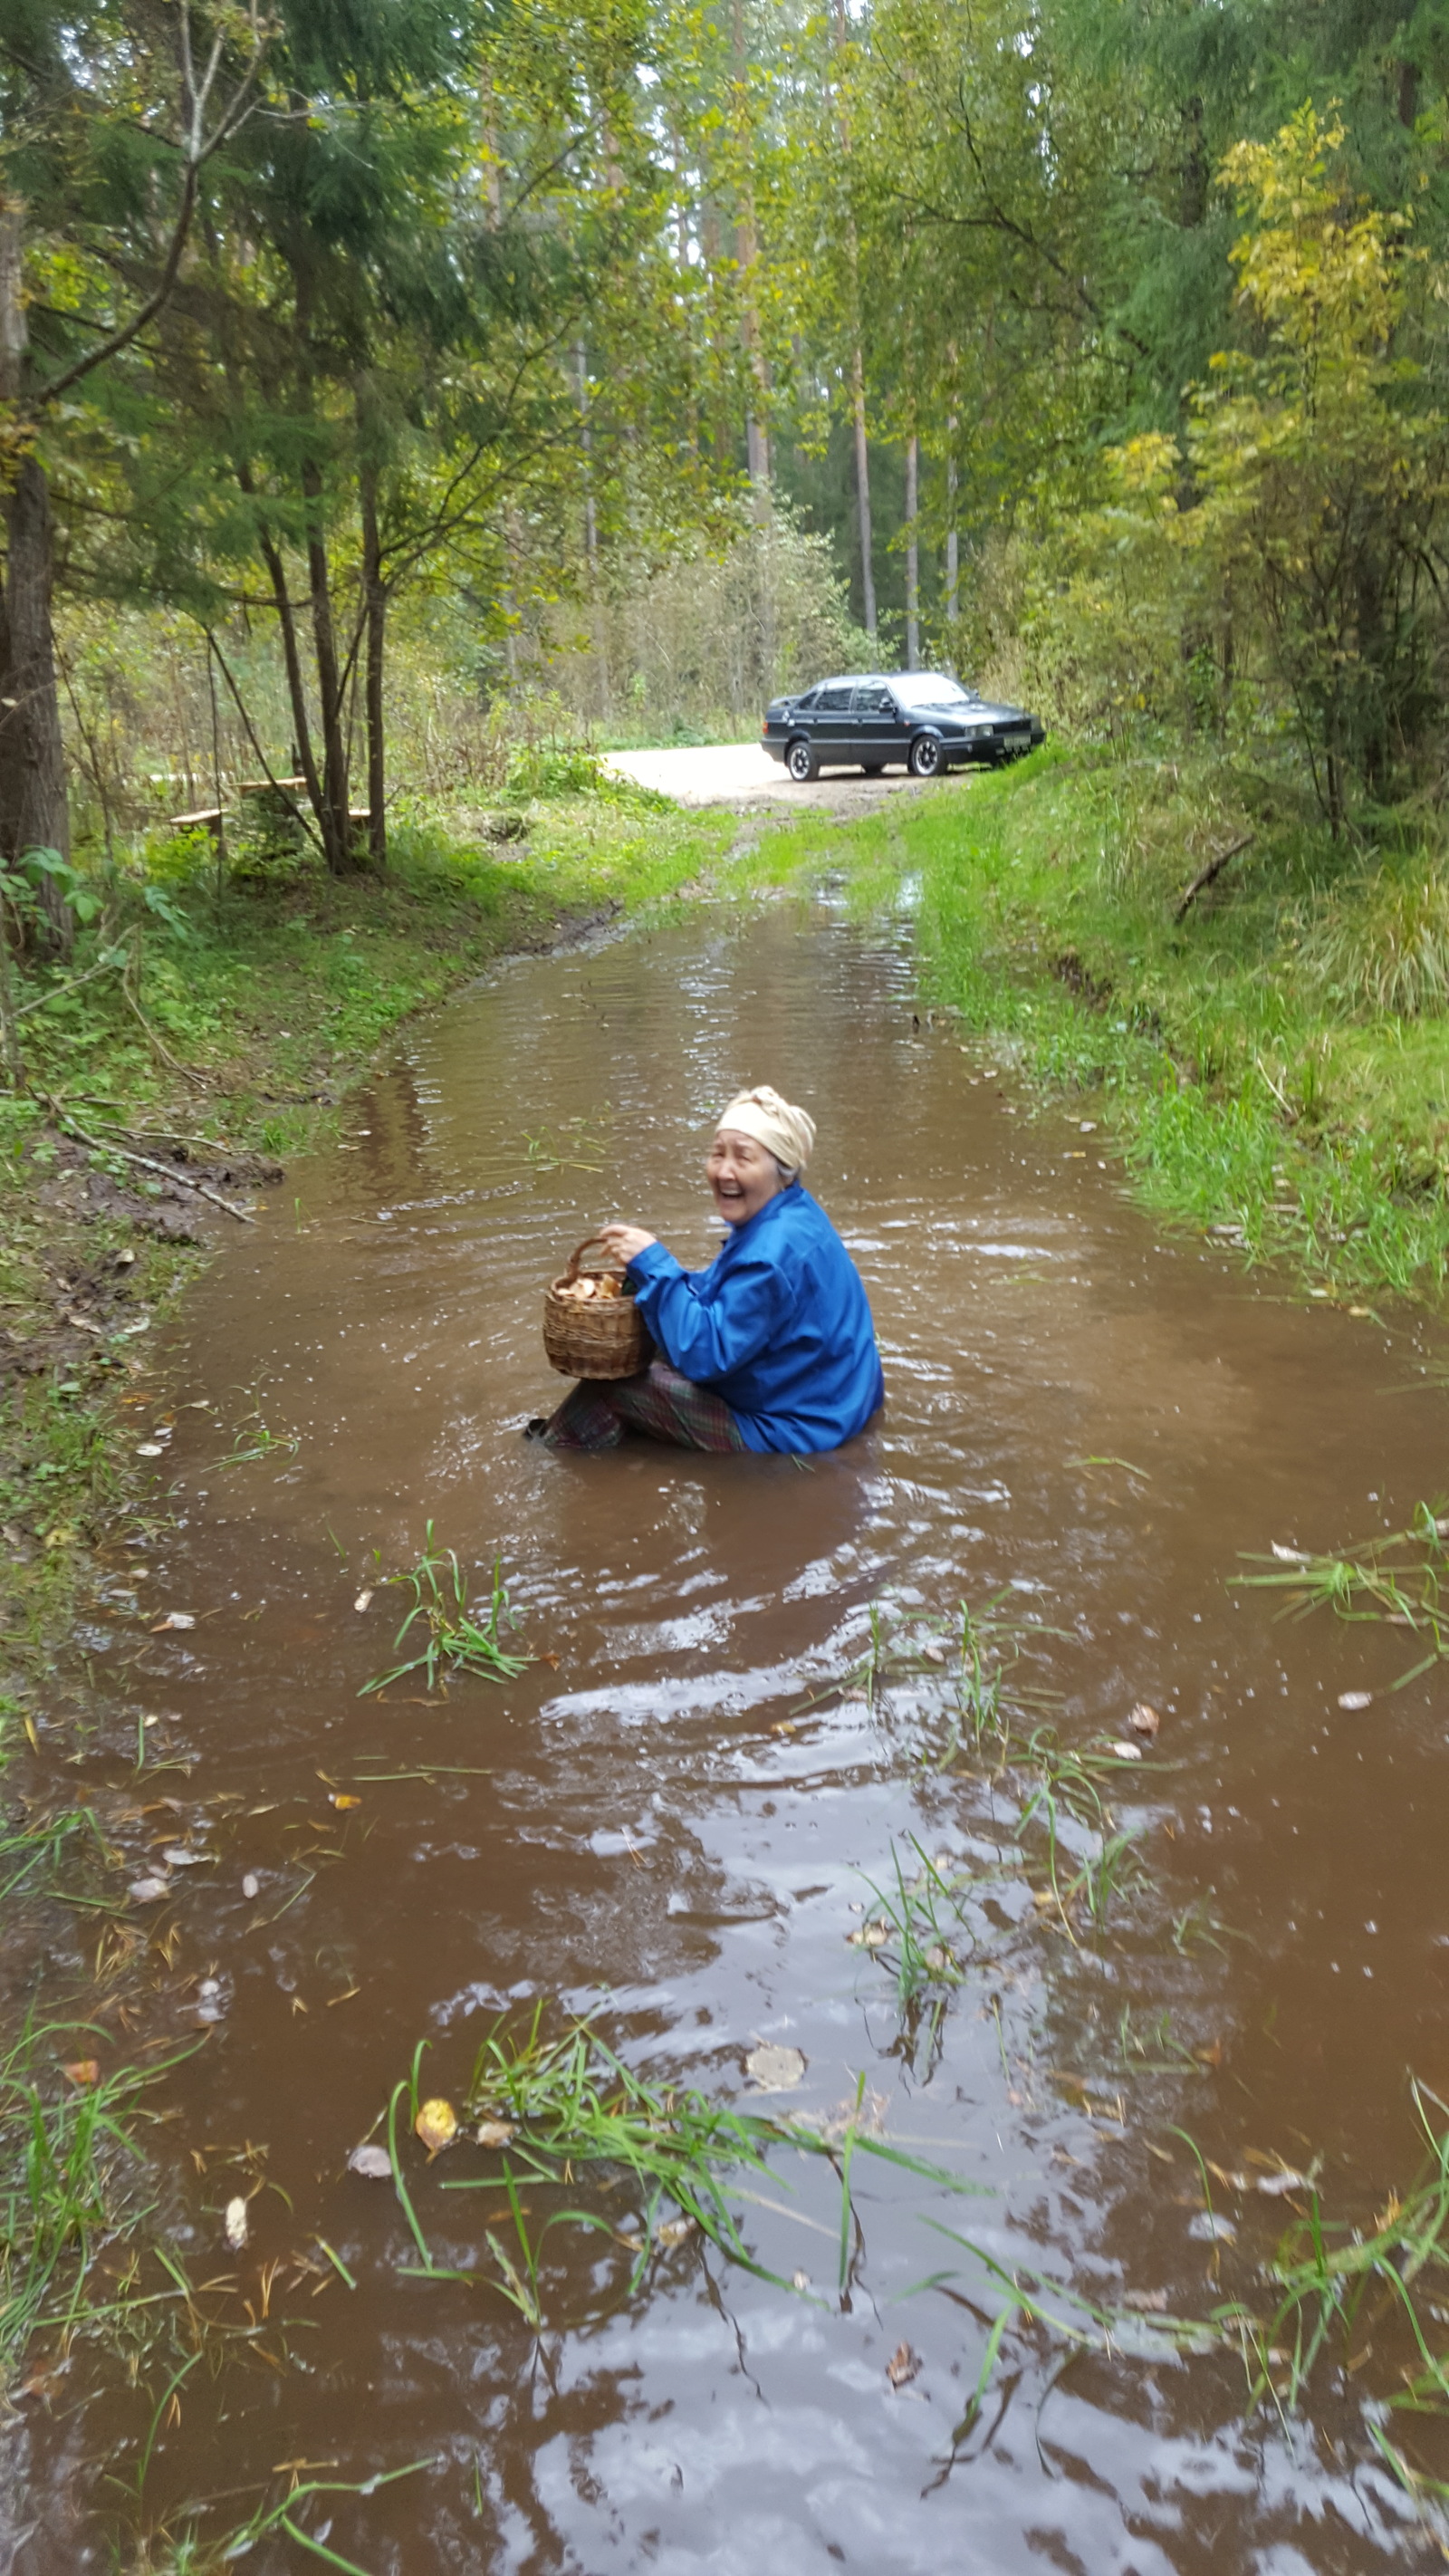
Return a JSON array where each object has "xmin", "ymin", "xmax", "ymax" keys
[{"xmin": 542, "ymin": 1234, "xmax": 652, "ymax": 1380}]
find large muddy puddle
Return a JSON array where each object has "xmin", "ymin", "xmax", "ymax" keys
[{"xmin": 24, "ymin": 901, "xmax": 1449, "ymax": 2571}]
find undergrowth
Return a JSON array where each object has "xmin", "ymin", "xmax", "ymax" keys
[{"xmin": 799, "ymin": 744, "xmax": 1449, "ymax": 1307}]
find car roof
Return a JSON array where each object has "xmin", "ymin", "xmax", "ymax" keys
[{"xmin": 804, "ymin": 670, "xmax": 966, "ymax": 690}]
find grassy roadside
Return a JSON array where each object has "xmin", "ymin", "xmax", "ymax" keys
[
  {"xmin": 0, "ymin": 785, "xmax": 737, "ymax": 1704},
  {"xmin": 762, "ymin": 745, "xmax": 1449, "ymax": 1312}
]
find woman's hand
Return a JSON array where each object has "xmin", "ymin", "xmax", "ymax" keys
[{"xmin": 598, "ymin": 1222, "xmax": 657, "ymax": 1264}]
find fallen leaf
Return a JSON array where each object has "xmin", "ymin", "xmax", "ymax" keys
[
  {"xmin": 353, "ymin": 1590, "xmax": 373, "ymax": 1613},
  {"xmin": 1337, "ymin": 1690, "xmax": 1372, "ymax": 1711},
  {"xmin": 887, "ymin": 2341, "xmax": 921, "ymax": 2388},
  {"xmin": 225, "ymin": 2196, "xmax": 249, "ymax": 2250},
  {"xmin": 241, "ymin": 1873, "xmax": 259, "ymax": 1899},
  {"xmin": 62, "ymin": 2060, "xmax": 100, "ymax": 2087},
  {"xmin": 1194, "ymin": 2040, "xmax": 1223, "ymax": 2069},
  {"xmin": 475, "ymin": 2118, "xmax": 516, "ymax": 2148},
  {"xmin": 744, "ymin": 2043, "xmax": 806, "ymax": 2092},
  {"xmin": 151, "ymin": 1611, "xmax": 196, "ymax": 1632},
  {"xmin": 792, "ymin": 2268, "xmax": 811, "ymax": 2292},
  {"xmin": 1032, "ymin": 1888, "xmax": 1057, "ymax": 1910},
  {"xmin": 128, "ymin": 1876, "xmax": 169, "ymax": 1904},
  {"xmin": 161, "ymin": 1847, "xmax": 207, "ymax": 1867},
  {"xmin": 1127, "ymin": 1702, "xmax": 1161, "ymax": 1741},
  {"xmin": 920, "ymin": 1642, "xmax": 945, "ymax": 1666},
  {"xmin": 1108, "ymin": 1740, "xmax": 1144, "ymax": 1763},
  {"xmin": 348, "ymin": 2144, "xmax": 392, "ymax": 2179},
  {"xmin": 415, "ymin": 2097, "xmax": 459, "ymax": 2155},
  {"xmin": 43, "ymin": 1526, "xmax": 75, "ymax": 1550},
  {"xmin": 1255, "ymin": 2167, "xmax": 1310, "ymax": 2197},
  {"xmin": 656, "ymin": 2215, "xmax": 696, "ymax": 2248}
]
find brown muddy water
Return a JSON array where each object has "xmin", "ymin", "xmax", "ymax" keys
[{"xmin": 19, "ymin": 899, "xmax": 1449, "ymax": 2573}]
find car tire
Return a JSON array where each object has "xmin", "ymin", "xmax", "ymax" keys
[
  {"xmin": 907, "ymin": 733, "xmax": 942, "ymax": 779},
  {"xmin": 785, "ymin": 738, "xmax": 818, "ymax": 783},
  {"xmin": 861, "ymin": 763, "xmax": 884, "ymax": 777}
]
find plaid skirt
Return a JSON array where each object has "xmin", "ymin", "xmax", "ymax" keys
[{"xmin": 539, "ymin": 1356, "xmax": 748, "ymax": 1455}]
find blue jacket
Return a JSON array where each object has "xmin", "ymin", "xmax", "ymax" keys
[{"xmin": 626, "ymin": 1185, "xmax": 885, "ymax": 1455}]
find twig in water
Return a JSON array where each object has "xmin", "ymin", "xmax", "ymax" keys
[{"xmin": 36, "ymin": 1095, "xmax": 257, "ymax": 1225}]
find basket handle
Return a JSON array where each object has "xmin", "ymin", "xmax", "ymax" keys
[{"xmin": 561, "ymin": 1231, "xmax": 625, "ymax": 1285}]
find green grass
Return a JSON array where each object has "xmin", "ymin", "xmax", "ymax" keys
[
  {"xmin": 785, "ymin": 744, "xmax": 1449, "ymax": 1307},
  {"xmin": 360, "ymin": 1526, "xmax": 531, "ymax": 1697},
  {"xmin": 0, "ymin": 2014, "xmax": 173, "ymax": 2369},
  {"xmin": 378, "ymin": 2005, "xmax": 987, "ymax": 2323},
  {"xmin": 1235, "ymin": 1498, "xmax": 1449, "ymax": 1688},
  {"xmin": 130, "ymin": 2460, "xmax": 432, "ymax": 2576}
]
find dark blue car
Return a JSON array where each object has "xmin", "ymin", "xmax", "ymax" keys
[{"xmin": 762, "ymin": 670, "xmax": 1045, "ymax": 781}]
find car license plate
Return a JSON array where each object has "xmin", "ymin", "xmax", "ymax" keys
[{"xmin": 1003, "ymin": 729, "xmax": 1030, "ymax": 746}]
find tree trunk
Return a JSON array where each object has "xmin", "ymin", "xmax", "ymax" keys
[
  {"xmin": 945, "ymin": 382, "xmax": 960, "ymax": 629},
  {"xmin": 300, "ymin": 457, "xmax": 354, "ymax": 873},
  {"xmin": 0, "ymin": 198, "xmax": 72, "ymax": 956},
  {"xmin": 904, "ymin": 431, "xmax": 920, "ymax": 667},
  {"xmin": 851, "ymin": 349, "xmax": 876, "ymax": 638},
  {"xmin": 360, "ymin": 453, "xmax": 387, "ymax": 869},
  {"xmin": 248, "ymin": 503, "xmax": 329, "ymax": 848},
  {"xmin": 731, "ymin": 5, "xmax": 772, "ymax": 522}
]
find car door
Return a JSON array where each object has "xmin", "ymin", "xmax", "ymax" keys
[
  {"xmin": 809, "ymin": 681, "xmax": 857, "ymax": 767},
  {"xmin": 851, "ymin": 682, "xmax": 902, "ymax": 766}
]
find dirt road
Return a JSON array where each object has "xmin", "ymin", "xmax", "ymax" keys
[{"xmin": 601, "ymin": 739, "xmax": 948, "ymax": 812}]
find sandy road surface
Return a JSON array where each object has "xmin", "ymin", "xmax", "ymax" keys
[{"xmin": 601, "ymin": 739, "xmax": 953, "ymax": 813}]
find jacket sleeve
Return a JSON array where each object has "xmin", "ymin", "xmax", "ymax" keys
[{"xmin": 627, "ymin": 1238, "xmax": 798, "ymax": 1384}]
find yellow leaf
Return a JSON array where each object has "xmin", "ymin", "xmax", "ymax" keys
[{"xmin": 415, "ymin": 2097, "xmax": 459, "ymax": 2155}]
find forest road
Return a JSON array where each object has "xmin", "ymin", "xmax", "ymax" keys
[{"xmin": 601, "ymin": 740, "xmax": 965, "ymax": 812}]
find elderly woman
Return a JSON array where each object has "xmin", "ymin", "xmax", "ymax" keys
[{"xmin": 532, "ymin": 1084, "xmax": 884, "ymax": 1455}]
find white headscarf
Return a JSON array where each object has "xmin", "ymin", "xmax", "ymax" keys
[{"xmin": 714, "ymin": 1084, "xmax": 816, "ymax": 1178}]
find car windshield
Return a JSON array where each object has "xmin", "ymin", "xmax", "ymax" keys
[{"xmin": 891, "ymin": 675, "xmax": 977, "ymax": 711}]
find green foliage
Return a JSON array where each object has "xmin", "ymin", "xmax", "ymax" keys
[
  {"xmin": 504, "ymin": 745, "xmax": 608, "ymax": 800},
  {"xmin": 1294, "ymin": 861, "xmax": 1449, "ymax": 1017},
  {"xmin": 804, "ymin": 750, "xmax": 1449, "ymax": 1306},
  {"xmin": 409, "ymin": 2004, "xmax": 987, "ymax": 2317},
  {"xmin": 0, "ymin": 2014, "xmax": 163, "ymax": 2367},
  {"xmin": 360, "ymin": 1525, "xmax": 531, "ymax": 1697}
]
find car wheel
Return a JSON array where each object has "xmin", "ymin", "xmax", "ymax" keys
[
  {"xmin": 785, "ymin": 738, "xmax": 818, "ymax": 783},
  {"xmin": 861, "ymin": 763, "xmax": 884, "ymax": 777},
  {"xmin": 907, "ymin": 733, "xmax": 942, "ymax": 779}
]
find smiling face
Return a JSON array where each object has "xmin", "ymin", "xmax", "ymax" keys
[{"xmin": 706, "ymin": 1128, "xmax": 786, "ymax": 1227}]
